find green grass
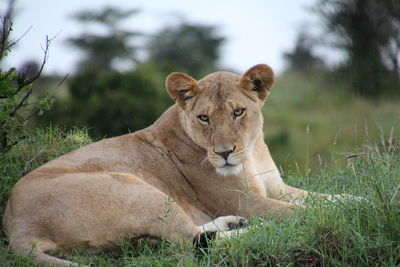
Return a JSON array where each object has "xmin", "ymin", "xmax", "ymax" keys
[{"xmin": 1, "ymin": 126, "xmax": 399, "ymax": 266}]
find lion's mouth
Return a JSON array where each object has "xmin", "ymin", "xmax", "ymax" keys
[
  {"xmin": 207, "ymin": 148, "xmax": 245, "ymax": 176},
  {"xmin": 215, "ymin": 163, "xmax": 243, "ymax": 176}
]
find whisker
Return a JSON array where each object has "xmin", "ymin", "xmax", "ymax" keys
[{"xmin": 253, "ymin": 169, "xmax": 279, "ymax": 176}]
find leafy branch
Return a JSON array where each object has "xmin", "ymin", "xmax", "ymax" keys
[{"xmin": 0, "ymin": 16, "xmax": 61, "ymax": 153}]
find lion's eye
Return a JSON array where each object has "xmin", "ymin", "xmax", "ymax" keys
[
  {"xmin": 197, "ymin": 115, "xmax": 210, "ymax": 123},
  {"xmin": 233, "ymin": 108, "xmax": 245, "ymax": 118}
]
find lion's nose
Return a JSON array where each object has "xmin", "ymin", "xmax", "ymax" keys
[{"xmin": 214, "ymin": 146, "xmax": 236, "ymax": 161}]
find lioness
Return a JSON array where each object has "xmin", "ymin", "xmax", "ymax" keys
[{"xmin": 3, "ymin": 64, "xmax": 339, "ymax": 266}]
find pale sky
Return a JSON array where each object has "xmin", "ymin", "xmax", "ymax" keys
[{"xmin": 2, "ymin": 0, "xmax": 334, "ymax": 75}]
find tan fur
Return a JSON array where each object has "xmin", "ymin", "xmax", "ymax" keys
[{"xmin": 3, "ymin": 64, "xmax": 339, "ymax": 266}]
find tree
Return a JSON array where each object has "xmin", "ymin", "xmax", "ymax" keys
[
  {"xmin": 43, "ymin": 7, "xmax": 173, "ymax": 138},
  {"xmin": 19, "ymin": 60, "xmax": 40, "ymax": 80},
  {"xmin": 67, "ymin": 7, "xmax": 140, "ymax": 71},
  {"xmin": 313, "ymin": 0, "xmax": 400, "ymax": 96},
  {"xmin": 42, "ymin": 7, "xmax": 171, "ymax": 138},
  {"xmin": 283, "ymin": 31, "xmax": 325, "ymax": 73},
  {"xmin": 47, "ymin": 69, "xmax": 170, "ymax": 138},
  {"xmin": 147, "ymin": 23, "xmax": 225, "ymax": 78}
]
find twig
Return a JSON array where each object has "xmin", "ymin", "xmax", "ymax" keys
[
  {"xmin": 0, "ymin": 68, "xmax": 14, "ymax": 82},
  {"xmin": 55, "ymin": 73, "xmax": 69, "ymax": 89},
  {"xmin": 9, "ymin": 35, "xmax": 54, "ymax": 117},
  {"xmin": 26, "ymin": 35, "xmax": 51, "ymax": 84},
  {"xmin": 0, "ymin": 17, "xmax": 12, "ymax": 61},
  {"xmin": 1, "ymin": 135, "xmax": 28, "ymax": 153},
  {"xmin": 4, "ymin": 25, "xmax": 33, "ymax": 56},
  {"xmin": 9, "ymin": 87, "xmax": 33, "ymax": 117}
]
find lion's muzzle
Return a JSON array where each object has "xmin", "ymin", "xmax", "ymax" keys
[
  {"xmin": 207, "ymin": 145, "xmax": 245, "ymax": 176},
  {"xmin": 213, "ymin": 145, "xmax": 236, "ymax": 161}
]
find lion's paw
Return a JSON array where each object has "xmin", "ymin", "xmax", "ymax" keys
[{"xmin": 201, "ymin": 216, "xmax": 248, "ymax": 232}]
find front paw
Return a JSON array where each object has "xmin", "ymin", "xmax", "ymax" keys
[
  {"xmin": 227, "ymin": 217, "xmax": 248, "ymax": 230},
  {"xmin": 201, "ymin": 215, "xmax": 248, "ymax": 232}
]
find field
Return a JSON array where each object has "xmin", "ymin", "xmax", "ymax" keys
[
  {"xmin": 0, "ymin": 127, "xmax": 399, "ymax": 266},
  {"xmin": 1, "ymin": 72, "xmax": 399, "ymax": 266},
  {"xmin": 264, "ymin": 71, "xmax": 400, "ymax": 172}
]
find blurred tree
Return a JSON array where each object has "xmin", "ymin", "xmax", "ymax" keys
[
  {"xmin": 147, "ymin": 23, "xmax": 225, "ymax": 78},
  {"xmin": 44, "ymin": 13, "xmax": 225, "ymax": 138},
  {"xmin": 313, "ymin": 0, "xmax": 400, "ymax": 96},
  {"xmin": 19, "ymin": 60, "xmax": 39, "ymax": 80},
  {"xmin": 44, "ymin": 69, "xmax": 170, "ymax": 138},
  {"xmin": 68, "ymin": 7, "xmax": 140, "ymax": 71},
  {"xmin": 284, "ymin": 31, "xmax": 326, "ymax": 73},
  {"xmin": 43, "ymin": 6, "xmax": 170, "ymax": 138}
]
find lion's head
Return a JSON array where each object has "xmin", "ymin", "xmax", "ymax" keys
[{"xmin": 166, "ymin": 64, "xmax": 274, "ymax": 176}]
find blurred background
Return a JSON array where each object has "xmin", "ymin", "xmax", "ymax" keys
[{"xmin": 1, "ymin": 0, "xmax": 399, "ymax": 172}]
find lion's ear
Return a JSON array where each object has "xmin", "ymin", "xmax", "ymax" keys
[
  {"xmin": 166, "ymin": 72, "xmax": 201, "ymax": 108},
  {"xmin": 239, "ymin": 64, "xmax": 274, "ymax": 102}
]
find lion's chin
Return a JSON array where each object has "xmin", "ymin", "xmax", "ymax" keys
[{"xmin": 215, "ymin": 164, "xmax": 243, "ymax": 176}]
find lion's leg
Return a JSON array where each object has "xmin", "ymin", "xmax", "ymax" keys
[
  {"xmin": 108, "ymin": 176, "xmax": 247, "ymax": 249},
  {"xmin": 258, "ymin": 168, "xmax": 355, "ymax": 205},
  {"xmin": 8, "ymin": 235, "xmax": 85, "ymax": 267},
  {"xmin": 288, "ymin": 184, "xmax": 364, "ymax": 204},
  {"xmin": 277, "ymin": 185, "xmax": 311, "ymax": 204},
  {"xmin": 245, "ymin": 194, "xmax": 305, "ymax": 218},
  {"xmin": 277, "ymin": 184, "xmax": 358, "ymax": 205},
  {"xmin": 267, "ymin": 181, "xmax": 342, "ymax": 204}
]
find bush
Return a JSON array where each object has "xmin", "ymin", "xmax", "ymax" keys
[{"xmin": 42, "ymin": 67, "xmax": 172, "ymax": 139}]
